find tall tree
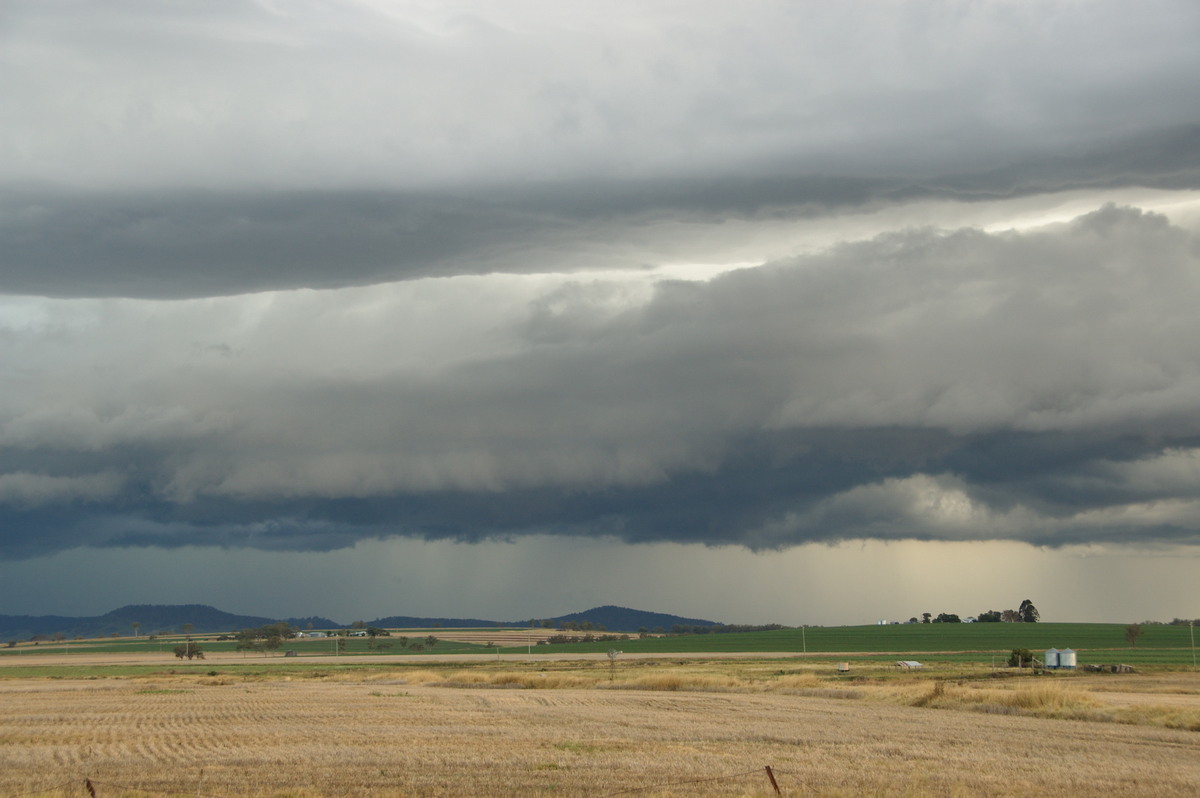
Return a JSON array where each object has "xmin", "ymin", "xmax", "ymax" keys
[
  {"xmin": 1018, "ymin": 600, "xmax": 1040, "ymax": 623},
  {"xmin": 235, "ymin": 633, "xmax": 260, "ymax": 656},
  {"xmin": 1124, "ymin": 624, "xmax": 1144, "ymax": 647}
]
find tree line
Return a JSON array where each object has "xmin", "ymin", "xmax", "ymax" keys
[{"xmin": 911, "ymin": 599, "xmax": 1040, "ymax": 624}]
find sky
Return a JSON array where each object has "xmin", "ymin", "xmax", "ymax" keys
[{"xmin": 2, "ymin": 1, "xmax": 1200, "ymax": 627}]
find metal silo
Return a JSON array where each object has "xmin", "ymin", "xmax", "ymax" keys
[
  {"xmin": 1059, "ymin": 648, "xmax": 1076, "ymax": 669},
  {"xmin": 1044, "ymin": 648, "xmax": 1060, "ymax": 669}
]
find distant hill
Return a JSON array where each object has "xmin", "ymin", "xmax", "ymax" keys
[
  {"xmin": 0, "ymin": 614, "xmax": 88, "ymax": 642},
  {"xmin": 0, "ymin": 603, "xmax": 719, "ymax": 641},
  {"xmin": 540, "ymin": 605, "xmax": 719, "ymax": 631},
  {"xmin": 285, "ymin": 616, "xmax": 341, "ymax": 631},
  {"xmin": 368, "ymin": 606, "xmax": 720, "ymax": 632},
  {"xmin": 102, "ymin": 604, "xmax": 278, "ymax": 635},
  {"xmin": 366, "ymin": 615, "xmax": 506, "ymax": 629},
  {"xmin": 0, "ymin": 604, "xmax": 278, "ymax": 640}
]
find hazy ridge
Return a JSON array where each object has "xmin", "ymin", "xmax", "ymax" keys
[{"xmin": 0, "ymin": 603, "xmax": 718, "ymax": 640}]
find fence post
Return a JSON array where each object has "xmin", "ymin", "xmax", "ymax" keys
[
  {"xmin": 85, "ymin": 778, "xmax": 97, "ymax": 797},
  {"xmin": 764, "ymin": 765, "xmax": 782, "ymax": 796}
]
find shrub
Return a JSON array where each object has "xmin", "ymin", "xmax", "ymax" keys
[{"xmin": 1007, "ymin": 648, "xmax": 1033, "ymax": 667}]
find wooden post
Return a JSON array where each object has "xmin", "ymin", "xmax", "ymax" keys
[
  {"xmin": 85, "ymin": 778, "xmax": 97, "ymax": 797},
  {"xmin": 764, "ymin": 765, "xmax": 782, "ymax": 796}
]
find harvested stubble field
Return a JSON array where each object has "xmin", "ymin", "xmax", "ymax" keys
[{"xmin": 2, "ymin": 659, "xmax": 1199, "ymax": 798}]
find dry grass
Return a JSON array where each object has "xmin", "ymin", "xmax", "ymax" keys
[
  {"xmin": 912, "ymin": 680, "xmax": 1104, "ymax": 715},
  {"xmin": 912, "ymin": 678, "xmax": 1200, "ymax": 731},
  {"xmin": 1, "ymin": 664, "xmax": 1199, "ymax": 797}
]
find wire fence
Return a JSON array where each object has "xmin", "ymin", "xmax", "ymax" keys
[{"xmin": 5, "ymin": 765, "xmax": 802, "ymax": 798}]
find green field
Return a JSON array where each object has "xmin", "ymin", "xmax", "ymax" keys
[
  {"xmin": 502, "ymin": 622, "xmax": 1200, "ymax": 665},
  {"xmin": 3, "ymin": 622, "xmax": 1196, "ymax": 668}
]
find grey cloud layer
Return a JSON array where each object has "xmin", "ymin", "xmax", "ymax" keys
[
  {"xmin": 3, "ymin": 2, "xmax": 1200, "ymax": 560},
  {"xmin": 3, "ymin": 204, "xmax": 1199, "ymax": 556},
  {"xmin": 5, "ymin": 1, "xmax": 1196, "ymax": 190},
  {"xmin": 5, "ymin": 2, "xmax": 1200, "ymax": 300},
  {"xmin": 5, "ymin": 123, "xmax": 1200, "ymax": 299}
]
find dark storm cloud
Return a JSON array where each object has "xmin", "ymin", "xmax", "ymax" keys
[
  {"xmin": 3, "ymin": 204, "xmax": 1200, "ymax": 557},
  {"xmin": 4, "ymin": 124, "xmax": 1199, "ymax": 298},
  {"xmin": 5, "ymin": 2, "xmax": 1200, "ymax": 298},
  {"xmin": 4, "ymin": 1, "xmax": 1200, "ymax": 566},
  {"xmin": 0, "ymin": 427, "xmax": 1194, "ymax": 559},
  {"xmin": 0, "ymin": 190, "xmax": 539, "ymax": 298}
]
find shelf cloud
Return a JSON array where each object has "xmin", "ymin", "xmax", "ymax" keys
[{"xmin": 3, "ymin": 203, "xmax": 1199, "ymax": 557}]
